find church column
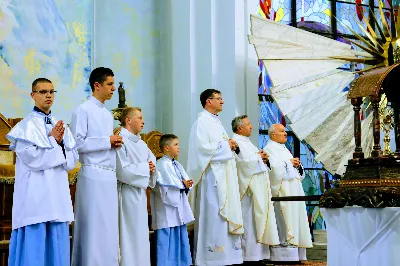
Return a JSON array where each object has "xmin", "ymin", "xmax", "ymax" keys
[
  {"xmin": 371, "ymin": 96, "xmax": 383, "ymax": 158},
  {"xmin": 156, "ymin": 0, "xmax": 261, "ymax": 166},
  {"xmin": 351, "ymin": 97, "xmax": 364, "ymax": 159}
]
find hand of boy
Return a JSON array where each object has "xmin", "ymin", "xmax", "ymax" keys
[
  {"xmin": 110, "ymin": 135, "xmax": 123, "ymax": 148},
  {"xmin": 183, "ymin": 179, "xmax": 194, "ymax": 189},
  {"xmin": 149, "ymin": 161, "xmax": 156, "ymax": 174}
]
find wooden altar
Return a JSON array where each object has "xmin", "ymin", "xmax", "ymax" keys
[
  {"xmin": 0, "ymin": 114, "xmax": 164, "ymax": 266},
  {"xmin": 320, "ymin": 64, "xmax": 400, "ymax": 208}
]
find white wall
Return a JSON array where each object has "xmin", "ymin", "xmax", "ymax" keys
[
  {"xmin": 93, "ymin": 0, "xmax": 261, "ymax": 166},
  {"xmin": 94, "ymin": 0, "xmax": 159, "ymax": 130},
  {"xmin": 155, "ymin": 0, "xmax": 260, "ymax": 167}
]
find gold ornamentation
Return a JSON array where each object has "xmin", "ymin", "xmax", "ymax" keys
[
  {"xmin": 339, "ymin": 178, "xmax": 400, "ymax": 187},
  {"xmin": 111, "ymin": 107, "xmax": 126, "ymax": 121},
  {"xmin": 379, "ymin": 97, "xmax": 394, "ymax": 155}
]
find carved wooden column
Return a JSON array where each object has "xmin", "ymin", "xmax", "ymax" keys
[
  {"xmin": 352, "ymin": 97, "xmax": 364, "ymax": 159},
  {"xmin": 392, "ymin": 102, "xmax": 400, "ymax": 156},
  {"xmin": 371, "ymin": 96, "xmax": 383, "ymax": 157}
]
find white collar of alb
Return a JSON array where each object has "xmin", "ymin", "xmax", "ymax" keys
[
  {"xmin": 120, "ymin": 127, "xmax": 141, "ymax": 142},
  {"xmin": 90, "ymin": 96, "xmax": 106, "ymax": 108}
]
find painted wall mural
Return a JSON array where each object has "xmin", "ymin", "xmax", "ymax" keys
[{"xmin": 0, "ymin": 0, "xmax": 92, "ymax": 122}]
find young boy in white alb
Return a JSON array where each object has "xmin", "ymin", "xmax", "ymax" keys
[{"xmin": 151, "ymin": 134, "xmax": 194, "ymax": 266}]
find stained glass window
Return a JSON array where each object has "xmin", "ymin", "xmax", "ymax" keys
[
  {"xmin": 336, "ymin": 2, "xmax": 369, "ymax": 35},
  {"xmin": 296, "ymin": 0, "xmax": 332, "ymax": 28}
]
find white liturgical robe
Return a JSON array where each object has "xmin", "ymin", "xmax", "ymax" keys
[
  {"xmin": 263, "ymin": 140, "xmax": 312, "ymax": 261},
  {"xmin": 70, "ymin": 96, "xmax": 119, "ymax": 266},
  {"xmin": 6, "ymin": 110, "xmax": 77, "ymax": 230},
  {"xmin": 151, "ymin": 156, "xmax": 194, "ymax": 230},
  {"xmin": 187, "ymin": 110, "xmax": 244, "ymax": 266},
  {"xmin": 116, "ymin": 127, "xmax": 157, "ymax": 266},
  {"xmin": 232, "ymin": 133, "xmax": 279, "ymax": 261}
]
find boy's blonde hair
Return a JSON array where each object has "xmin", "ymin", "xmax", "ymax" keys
[{"xmin": 120, "ymin": 107, "xmax": 142, "ymax": 126}]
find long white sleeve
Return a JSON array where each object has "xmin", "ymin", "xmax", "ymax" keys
[
  {"xmin": 211, "ymin": 140, "xmax": 233, "ymax": 162},
  {"xmin": 63, "ymin": 149, "xmax": 79, "ymax": 171},
  {"xmin": 116, "ymin": 145, "xmax": 150, "ymax": 189},
  {"xmin": 155, "ymin": 185, "xmax": 181, "ymax": 208},
  {"xmin": 15, "ymin": 137, "xmax": 66, "ymax": 171},
  {"xmin": 70, "ymin": 107, "xmax": 111, "ymax": 153}
]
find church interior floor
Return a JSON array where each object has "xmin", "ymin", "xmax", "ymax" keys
[{"xmin": 242, "ymin": 230, "xmax": 328, "ymax": 266}]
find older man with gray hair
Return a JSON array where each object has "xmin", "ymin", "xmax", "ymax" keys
[
  {"xmin": 263, "ymin": 123, "xmax": 312, "ymax": 262},
  {"xmin": 231, "ymin": 115, "xmax": 280, "ymax": 263}
]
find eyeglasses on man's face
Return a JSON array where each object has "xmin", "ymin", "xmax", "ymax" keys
[
  {"xmin": 208, "ymin": 97, "xmax": 223, "ymax": 101},
  {"xmin": 33, "ymin": 90, "xmax": 57, "ymax": 95}
]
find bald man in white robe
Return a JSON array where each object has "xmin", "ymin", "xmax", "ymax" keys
[{"xmin": 263, "ymin": 124, "xmax": 312, "ymax": 262}]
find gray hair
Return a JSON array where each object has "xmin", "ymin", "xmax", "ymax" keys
[
  {"xmin": 268, "ymin": 124, "xmax": 277, "ymax": 138},
  {"xmin": 231, "ymin": 115, "xmax": 248, "ymax": 133}
]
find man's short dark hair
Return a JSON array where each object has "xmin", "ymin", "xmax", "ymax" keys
[
  {"xmin": 32, "ymin": 78, "xmax": 52, "ymax": 92},
  {"xmin": 159, "ymin": 134, "xmax": 178, "ymax": 152},
  {"xmin": 200, "ymin": 89, "xmax": 221, "ymax": 107},
  {"xmin": 89, "ymin": 67, "xmax": 114, "ymax": 92}
]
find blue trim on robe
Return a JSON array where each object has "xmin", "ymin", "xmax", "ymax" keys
[
  {"xmin": 8, "ymin": 222, "xmax": 70, "ymax": 266},
  {"xmin": 155, "ymin": 224, "xmax": 192, "ymax": 266}
]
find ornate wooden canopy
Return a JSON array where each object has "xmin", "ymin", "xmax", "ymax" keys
[{"xmin": 348, "ymin": 63, "xmax": 400, "ymax": 99}]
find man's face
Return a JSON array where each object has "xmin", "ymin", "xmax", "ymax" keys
[
  {"xmin": 31, "ymin": 82, "xmax": 55, "ymax": 113},
  {"xmin": 128, "ymin": 110, "xmax": 145, "ymax": 135},
  {"xmin": 166, "ymin": 138, "xmax": 180, "ymax": 158},
  {"xmin": 206, "ymin": 93, "xmax": 224, "ymax": 113},
  {"xmin": 94, "ymin": 76, "xmax": 115, "ymax": 101},
  {"xmin": 271, "ymin": 124, "xmax": 287, "ymax": 144},
  {"xmin": 238, "ymin": 117, "xmax": 253, "ymax": 137}
]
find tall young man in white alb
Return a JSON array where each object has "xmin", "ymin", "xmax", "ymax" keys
[
  {"xmin": 7, "ymin": 78, "xmax": 78, "ymax": 266},
  {"xmin": 187, "ymin": 89, "xmax": 244, "ymax": 265},
  {"xmin": 70, "ymin": 67, "xmax": 123, "ymax": 266},
  {"xmin": 116, "ymin": 107, "xmax": 157, "ymax": 266},
  {"xmin": 231, "ymin": 115, "xmax": 280, "ymax": 263},
  {"xmin": 263, "ymin": 124, "xmax": 313, "ymax": 262}
]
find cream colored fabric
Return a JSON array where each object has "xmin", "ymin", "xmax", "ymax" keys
[
  {"xmin": 263, "ymin": 140, "xmax": 312, "ymax": 248},
  {"xmin": 232, "ymin": 133, "xmax": 279, "ymax": 247}
]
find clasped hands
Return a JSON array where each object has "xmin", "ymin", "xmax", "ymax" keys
[
  {"xmin": 50, "ymin": 121, "xmax": 65, "ymax": 143},
  {"xmin": 290, "ymin": 157, "xmax": 301, "ymax": 168},
  {"xmin": 258, "ymin": 150, "xmax": 269, "ymax": 163},
  {"xmin": 228, "ymin": 139, "xmax": 239, "ymax": 151},
  {"xmin": 182, "ymin": 179, "xmax": 194, "ymax": 189}
]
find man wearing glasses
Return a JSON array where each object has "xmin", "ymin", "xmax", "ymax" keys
[
  {"xmin": 187, "ymin": 89, "xmax": 244, "ymax": 265},
  {"xmin": 6, "ymin": 78, "xmax": 78, "ymax": 266}
]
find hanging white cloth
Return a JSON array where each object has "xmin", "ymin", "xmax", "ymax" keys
[{"xmin": 322, "ymin": 207, "xmax": 400, "ymax": 266}]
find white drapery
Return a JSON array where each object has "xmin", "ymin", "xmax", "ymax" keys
[{"xmin": 322, "ymin": 207, "xmax": 400, "ymax": 266}]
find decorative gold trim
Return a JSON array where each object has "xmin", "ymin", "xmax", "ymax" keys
[
  {"xmin": 339, "ymin": 178, "xmax": 400, "ymax": 187},
  {"xmin": 0, "ymin": 170, "xmax": 79, "ymax": 185}
]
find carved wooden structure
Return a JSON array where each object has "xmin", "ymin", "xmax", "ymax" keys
[{"xmin": 320, "ymin": 64, "xmax": 400, "ymax": 208}]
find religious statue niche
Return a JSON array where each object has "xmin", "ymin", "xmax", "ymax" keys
[
  {"xmin": 320, "ymin": 64, "xmax": 400, "ymax": 208},
  {"xmin": 111, "ymin": 81, "xmax": 128, "ymax": 121}
]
